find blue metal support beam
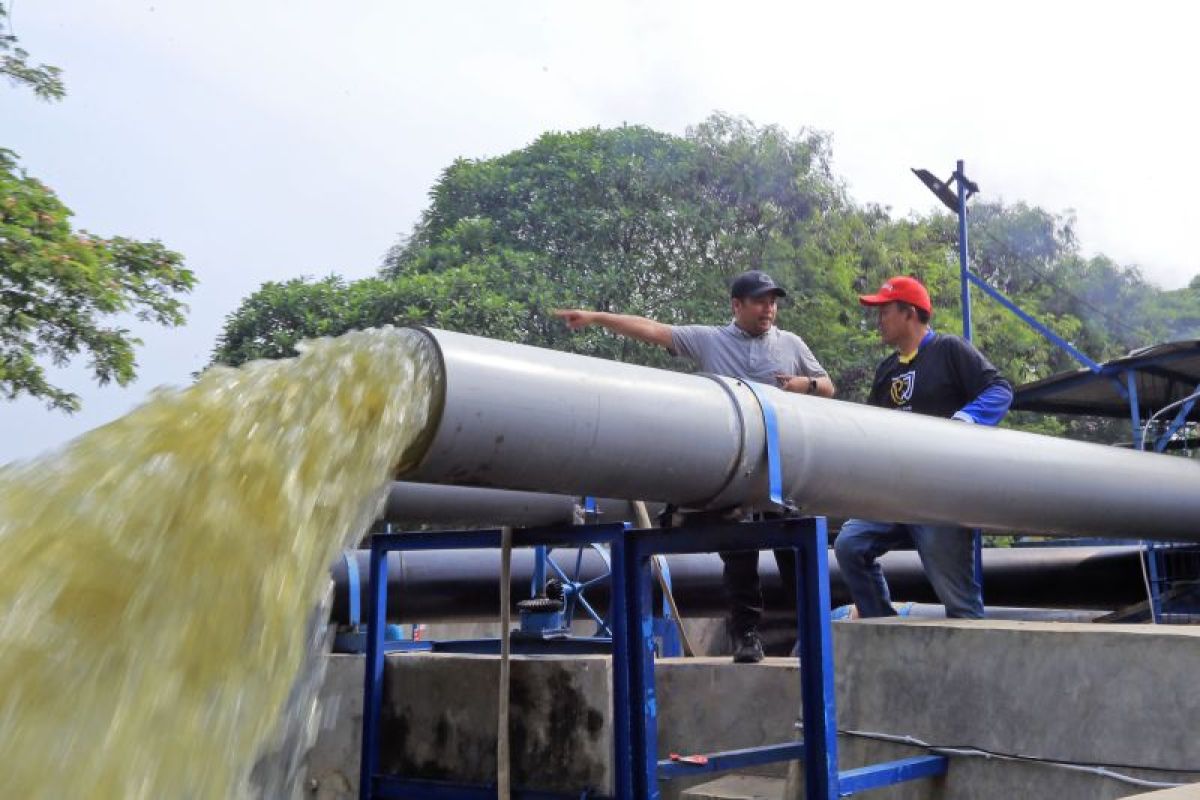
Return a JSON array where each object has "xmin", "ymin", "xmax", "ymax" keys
[
  {"xmin": 837, "ymin": 755, "xmax": 950, "ymax": 795},
  {"xmin": 1152, "ymin": 380, "xmax": 1200, "ymax": 453},
  {"xmin": 964, "ymin": 272, "xmax": 1102, "ymax": 373},
  {"xmin": 656, "ymin": 742, "xmax": 806, "ymax": 779},
  {"xmin": 1126, "ymin": 371, "xmax": 1143, "ymax": 444},
  {"xmin": 794, "ymin": 517, "xmax": 840, "ymax": 798}
]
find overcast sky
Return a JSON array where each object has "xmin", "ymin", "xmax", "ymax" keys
[{"xmin": 3, "ymin": 0, "xmax": 1198, "ymax": 463}]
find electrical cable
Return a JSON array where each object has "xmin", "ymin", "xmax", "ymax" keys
[
  {"xmin": 840, "ymin": 728, "xmax": 1195, "ymax": 788},
  {"xmin": 1137, "ymin": 389, "xmax": 1200, "ymax": 452},
  {"xmin": 1132, "ymin": 388, "xmax": 1200, "ymax": 622}
]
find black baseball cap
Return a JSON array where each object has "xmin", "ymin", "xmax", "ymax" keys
[{"xmin": 730, "ymin": 270, "xmax": 787, "ymax": 299}]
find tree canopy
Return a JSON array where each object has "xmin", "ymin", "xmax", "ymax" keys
[
  {"xmin": 211, "ymin": 113, "xmax": 1200, "ymax": 441},
  {"xmin": 1, "ymin": 150, "xmax": 196, "ymax": 411},
  {"xmin": 2, "ymin": 4, "xmax": 195, "ymax": 412},
  {"xmin": 1, "ymin": 2, "xmax": 63, "ymax": 101}
]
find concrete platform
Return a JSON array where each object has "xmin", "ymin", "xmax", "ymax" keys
[{"xmin": 302, "ymin": 620, "xmax": 1200, "ymax": 799}]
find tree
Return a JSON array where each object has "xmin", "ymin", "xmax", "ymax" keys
[
  {"xmin": 211, "ymin": 257, "xmax": 541, "ymax": 366},
  {"xmin": 1, "ymin": 2, "xmax": 64, "ymax": 101},
  {"xmin": 2, "ymin": 13, "xmax": 195, "ymax": 411},
  {"xmin": 216, "ymin": 116, "xmax": 850, "ymax": 369},
  {"xmin": 1, "ymin": 151, "xmax": 196, "ymax": 410},
  {"xmin": 212, "ymin": 114, "xmax": 1200, "ymax": 444}
]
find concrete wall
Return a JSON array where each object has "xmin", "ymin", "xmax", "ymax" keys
[
  {"xmin": 829, "ymin": 619, "xmax": 1200, "ymax": 800},
  {"xmin": 303, "ymin": 654, "xmax": 364, "ymax": 800}
]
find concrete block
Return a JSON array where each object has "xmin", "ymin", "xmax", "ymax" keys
[
  {"xmin": 378, "ymin": 653, "xmax": 612, "ymax": 794},
  {"xmin": 303, "ymin": 654, "xmax": 365, "ymax": 799},
  {"xmin": 682, "ymin": 775, "xmax": 786, "ymax": 799}
]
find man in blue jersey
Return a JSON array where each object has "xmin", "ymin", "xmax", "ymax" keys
[
  {"xmin": 555, "ymin": 270, "xmax": 835, "ymax": 662},
  {"xmin": 835, "ymin": 275, "xmax": 1013, "ymax": 619}
]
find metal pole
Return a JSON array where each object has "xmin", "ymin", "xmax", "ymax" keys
[
  {"xmin": 956, "ymin": 159, "xmax": 973, "ymax": 342},
  {"xmin": 608, "ymin": 531, "xmax": 635, "ymax": 799},
  {"xmin": 358, "ymin": 537, "xmax": 390, "ymax": 800}
]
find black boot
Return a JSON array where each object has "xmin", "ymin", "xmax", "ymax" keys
[{"xmin": 732, "ymin": 630, "xmax": 764, "ymax": 663}]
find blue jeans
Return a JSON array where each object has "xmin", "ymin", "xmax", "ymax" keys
[{"xmin": 834, "ymin": 518, "xmax": 983, "ymax": 619}]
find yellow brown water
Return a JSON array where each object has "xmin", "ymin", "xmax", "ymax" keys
[{"xmin": 0, "ymin": 327, "xmax": 439, "ymax": 799}]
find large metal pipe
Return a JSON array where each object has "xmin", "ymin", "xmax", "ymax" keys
[
  {"xmin": 401, "ymin": 328, "xmax": 1200, "ymax": 541},
  {"xmin": 329, "ymin": 546, "xmax": 1149, "ymax": 624}
]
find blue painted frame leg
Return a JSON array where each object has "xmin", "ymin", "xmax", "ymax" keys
[
  {"xmin": 623, "ymin": 532, "xmax": 659, "ymax": 798},
  {"xmin": 796, "ymin": 517, "xmax": 839, "ymax": 799},
  {"xmin": 359, "ymin": 541, "xmax": 390, "ymax": 800},
  {"xmin": 608, "ymin": 532, "xmax": 635, "ymax": 800}
]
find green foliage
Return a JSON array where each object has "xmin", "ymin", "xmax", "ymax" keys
[
  {"xmin": 211, "ymin": 261, "xmax": 537, "ymax": 365},
  {"xmin": 0, "ymin": 150, "xmax": 195, "ymax": 410},
  {"xmin": 1, "ymin": 2, "xmax": 64, "ymax": 101},
  {"xmin": 222, "ymin": 114, "xmax": 848, "ymax": 370},
  {"xmin": 384, "ymin": 116, "xmax": 840, "ymax": 337},
  {"xmin": 213, "ymin": 115, "xmax": 1200, "ymax": 445}
]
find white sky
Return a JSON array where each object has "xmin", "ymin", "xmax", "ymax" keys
[{"xmin": 3, "ymin": 0, "xmax": 1199, "ymax": 462}]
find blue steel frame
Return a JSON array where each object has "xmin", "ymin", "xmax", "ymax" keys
[
  {"xmin": 359, "ymin": 523, "xmax": 632, "ymax": 800},
  {"xmin": 623, "ymin": 517, "xmax": 946, "ymax": 798},
  {"xmin": 360, "ymin": 518, "xmax": 947, "ymax": 799}
]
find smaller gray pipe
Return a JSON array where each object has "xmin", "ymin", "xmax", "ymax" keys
[
  {"xmin": 380, "ymin": 482, "xmax": 665, "ymax": 529},
  {"xmin": 382, "ymin": 482, "xmax": 581, "ymax": 529}
]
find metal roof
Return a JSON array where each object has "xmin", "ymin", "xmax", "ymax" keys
[{"xmin": 1012, "ymin": 340, "xmax": 1200, "ymax": 420}]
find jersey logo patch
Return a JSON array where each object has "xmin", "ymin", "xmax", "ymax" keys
[{"xmin": 890, "ymin": 370, "xmax": 916, "ymax": 406}]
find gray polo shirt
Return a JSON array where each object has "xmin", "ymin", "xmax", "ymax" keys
[{"xmin": 670, "ymin": 322, "xmax": 827, "ymax": 385}]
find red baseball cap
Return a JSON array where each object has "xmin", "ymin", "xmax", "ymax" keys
[{"xmin": 858, "ymin": 276, "xmax": 932, "ymax": 314}]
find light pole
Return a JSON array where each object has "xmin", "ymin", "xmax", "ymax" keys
[{"xmin": 912, "ymin": 161, "xmax": 979, "ymax": 340}]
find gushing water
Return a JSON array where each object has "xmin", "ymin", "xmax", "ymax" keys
[{"xmin": 0, "ymin": 327, "xmax": 439, "ymax": 799}]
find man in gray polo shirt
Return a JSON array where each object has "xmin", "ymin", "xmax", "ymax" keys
[{"xmin": 554, "ymin": 270, "xmax": 834, "ymax": 662}]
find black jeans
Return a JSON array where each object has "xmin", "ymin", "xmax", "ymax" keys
[
  {"xmin": 675, "ymin": 508, "xmax": 798, "ymax": 638},
  {"xmin": 720, "ymin": 547, "xmax": 798, "ymax": 638}
]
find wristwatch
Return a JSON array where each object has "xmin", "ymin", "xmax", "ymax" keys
[{"xmin": 806, "ymin": 377, "xmax": 818, "ymax": 395}]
